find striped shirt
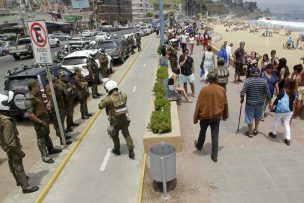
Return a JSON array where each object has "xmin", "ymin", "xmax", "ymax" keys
[{"xmin": 240, "ymin": 77, "xmax": 271, "ymax": 105}]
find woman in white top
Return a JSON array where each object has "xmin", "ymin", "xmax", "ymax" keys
[
  {"xmin": 202, "ymin": 45, "xmax": 217, "ymax": 81},
  {"xmin": 168, "ymin": 68, "xmax": 192, "ymax": 103},
  {"xmin": 188, "ymin": 33, "xmax": 195, "ymax": 55}
]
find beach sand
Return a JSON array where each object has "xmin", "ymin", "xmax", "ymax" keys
[{"xmin": 211, "ymin": 24, "xmax": 304, "ymax": 67}]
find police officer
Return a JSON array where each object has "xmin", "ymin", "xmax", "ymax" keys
[
  {"xmin": 0, "ymin": 114, "xmax": 39, "ymax": 193},
  {"xmin": 74, "ymin": 67, "xmax": 92, "ymax": 119},
  {"xmin": 98, "ymin": 79, "xmax": 135, "ymax": 159},
  {"xmin": 168, "ymin": 41, "xmax": 178, "ymax": 69},
  {"xmin": 136, "ymin": 33, "xmax": 141, "ymax": 52},
  {"xmin": 87, "ymin": 54, "xmax": 101, "ymax": 99},
  {"xmin": 213, "ymin": 57, "xmax": 229, "ymax": 91},
  {"xmin": 98, "ymin": 49, "xmax": 109, "ymax": 78},
  {"xmin": 24, "ymin": 79, "xmax": 61, "ymax": 164},
  {"xmin": 130, "ymin": 36, "xmax": 135, "ymax": 54},
  {"xmin": 45, "ymin": 76, "xmax": 72, "ymax": 145},
  {"xmin": 58, "ymin": 71, "xmax": 79, "ymax": 132}
]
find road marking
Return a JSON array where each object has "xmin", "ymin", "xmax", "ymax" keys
[
  {"xmin": 132, "ymin": 86, "xmax": 137, "ymax": 93},
  {"xmin": 99, "ymin": 148, "xmax": 112, "ymax": 172}
]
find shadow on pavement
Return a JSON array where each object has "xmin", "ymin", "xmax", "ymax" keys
[
  {"xmin": 192, "ymin": 143, "xmax": 224, "ymax": 156},
  {"xmin": 28, "ymin": 170, "xmax": 49, "ymax": 186}
]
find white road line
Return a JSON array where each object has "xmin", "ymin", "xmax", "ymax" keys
[
  {"xmin": 132, "ymin": 86, "xmax": 137, "ymax": 93},
  {"xmin": 99, "ymin": 148, "xmax": 112, "ymax": 172}
]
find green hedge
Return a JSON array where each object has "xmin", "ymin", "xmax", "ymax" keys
[{"xmin": 148, "ymin": 67, "xmax": 171, "ymax": 133}]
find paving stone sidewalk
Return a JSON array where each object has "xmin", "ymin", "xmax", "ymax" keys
[{"xmin": 142, "ymin": 44, "xmax": 304, "ymax": 203}]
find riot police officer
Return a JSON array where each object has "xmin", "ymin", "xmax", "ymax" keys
[
  {"xmin": 24, "ymin": 79, "xmax": 62, "ymax": 164},
  {"xmin": 74, "ymin": 67, "xmax": 92, "ymax": 119},
  {"xmin": 0, "ymin": 114, "xmax": 39, "ymax": 193},
  {"xmin": 45, "ymin": 76, "xmax": 72, "ymax": 145},
  {"xmin": 58, "ymin": 71, "xmax": 79, "ymax": 132},
  {"xmin": 87, "ymin": 54, "xmax": 101, "ymax": 99},
  {"xmin": 136, "ymin": 33, "xmax": 141, "ymax": 52},
  {"xmin": 98, "ymin": 49, "xmax": 109, "ymax": 78},
  {"xmin": 98, "ymin": 79, "xmax": 135, "ymax": 159}
]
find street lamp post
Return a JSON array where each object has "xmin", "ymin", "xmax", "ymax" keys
[{"xmin": 159, "ymin": 0, "xmax": 164, "ymax": 45}]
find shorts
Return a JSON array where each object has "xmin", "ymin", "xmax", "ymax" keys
[
  {"xmin": 180, "ymin": 74, "xmax": 195, "ymax": 84},
  {"xmin": 234, "ymin": 62, "xmax": 243, "ymax": 74},
  {"xmin": 245, "ymin": 103, "xmax": 264, "ymax": 124}
]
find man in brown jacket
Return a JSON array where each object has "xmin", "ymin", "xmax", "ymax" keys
[{"xmin": 193, "ymin": 71, "xmax": 229, "ymax": 162}]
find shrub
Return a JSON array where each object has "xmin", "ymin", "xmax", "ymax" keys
[
  {"xmin": 156, "ymin": 66, "xmax": 168, "ymax": 81},
  {"xmin": 149, "ymin": 110, "xmax": 171, "ymax": 133}
]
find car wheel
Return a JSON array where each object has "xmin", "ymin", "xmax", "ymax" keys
[
  {"xmin": 119, "ymin": 54, "xmax": 125, "ymax": 64},
  {"xmin": 2, "ymin": 51, "xmax": 6, "ymax": 56},
  {"xmin": 13, "ymin": 55, "xmax": 20, "ymax": 60},
  {"xmin": 109, "ymin": 61, "xmax": 113, "ymax": 74},
  {"xmin": 12, "ymin": 93, "xmax": 26, "ymax": 112},
  {"xmin": 56, "ymin": 41, "xmax": 60, "ymax": 47}
]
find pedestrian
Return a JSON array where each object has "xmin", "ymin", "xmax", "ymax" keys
[
  {"xmin": 74, "ymin": 67, "xmax": 92, "ymax": 119},
  {"xmin": 45, "ymin": 76, "xmax": 72, "ymax": 145},
  {"xmin": 180, "ymin": 31, "xmax": 188, "ymax": 52},
  {"xmin": 215, "ymin": 57, "xmax": 229, "ymax": 91},
  {"xmin": 260, "ymin": 53, "xmax": 270, "ymax": 72},
  {"xmin": 188, "ymin": 33, "xmax": 195, "ymax": 55},
  {"xmin": 270, "ymin": 50, "xmax": 279, "ymax": 71},
  {"xmin": 201, "ymin": 45, "xmax": 216, "ymax": 81},
  {"xmin": 0, "ymin": 114, "xmax": 39, "ymax": 193},
  {"xmin": 58, "ymin": 71, "xmax": 79, "ymax": 132},
  {"xmin": 225, "ymin": 43, "xmax": 233, "ymax": 68},
  {"xmin": 202, "ymin": 30, "xmax": 210, "ymax": 51},
  {"xmin": 291, "ymin": 64, "xmax": 304, "ymax": 119},
  {"xmin": 261, "ymin": 63, "xmax": 279, "ymax": 119},
  {"xmin": 233, "ymin": 41, "xmax": 246, "ymax": 83},
  {"xmin": 179, "ymin": 48, "xmax": 195, "ymax": 97},
  {"xmin": 168, "ymin": 68, "xmax": 192, "ymax": 103},
  {"xmin": 87, "ymin": 54, "xmax": 101, "ymax": 99},
  {"xmin": 240, "ymin": 67, "xmax": 271, "ymax": 137},
  {"xmin": 99, "ymin": 49, "xmax": 109, "ymax": 78},
  {"xmin": 193, "ymin": 71, "xmax": 229, "ymax": 162},
  {"xmin": 24, "ymin": 79, "xmax": 62, "ymax": 163},
  {"xmin": 269, "ymin": 78, "xmax": 297, "ymax": 145},
  {"xmin": 277, "ymin": 58, "xmax": 290, "ymax": 92},
  {"xmin": 98, "ymin": 79, "xmax": 135, "ymax": 159}
]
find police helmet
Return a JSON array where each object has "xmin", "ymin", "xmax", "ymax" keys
[
  {"xmin": 27, "ymin": 79, "xmax": 39, "ymax": 88},
  {"xmin": 207, "ymin": 71, "xmax": 218, "ymax": 82},
  {"xmin": 104, "ymin": 80, "xmax": 118, "ymax": 93},
  {"xmin": 90, "ymin": 40, "xmax": 97, "ymax": 46},
  {"xmin": 217, "ymin": 57, "xmax": 225, "ymax": 66},
  {"xmin": 99, "ymin": 48, "xmax": 105, "ymax": 54}
]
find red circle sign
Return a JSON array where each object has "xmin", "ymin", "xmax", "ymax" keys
[{"xmin": 30, "ymin": 22, "xmax": 48, "ymax": 48}]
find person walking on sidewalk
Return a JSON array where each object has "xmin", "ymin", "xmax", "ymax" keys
[
  {"xmin": 233, "ymin": 41, "xmax": 246, "ymax": 83},
  {"xmin": 179, "ymin": 48, "xmax": 195, "ymax": 97},
  {"xmin": 188, "ymin": 33, "xmax": 195, "ymax": 55},
  {"xmin": 0, "ymin": 114, "xmax": 39, "ymax": 193},
  {"xmin": 193, "ymin": 71, "xmax": 229, "ymax": 162},
  {"xmin": 201, "ymin": 45, "xmax": 217, "ymax": 82},
  {"xmin": 98, "ymin": 79, "xmax": 135, "ymax": 159},
  {"xmin": 240, "ymin": 68, "xmax": 271, "ymax": 138},
  {"xmin": 269, "ymin": 78, "xmax": 297, "ymax": 146}
]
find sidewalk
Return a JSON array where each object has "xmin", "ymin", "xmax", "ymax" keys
[{"xmin": 142, "ymin": 43, "xmax": 304, "ymax": 202}]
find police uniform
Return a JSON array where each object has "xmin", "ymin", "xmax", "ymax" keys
[
  {"xmin": 214, "ymin": 58, "xmax": 229, "ymax": 91},
  {"xmin": 0, "ymin": 114, "xmax": 39, "ymax": 193},
  {"xmin": 87, "ymin": 56, "xmax": 100, "ymax": 98},
  {"xmin": 99, "ymin": 53, "xmax": 109, "ymax": 78},
  {"xmin": 98, "ymin": 80, "xmax": 135, "ymax": 159},
  {"xmin": 24, "ymin": 79, "xmax": 60, "ymax": 164},
  {"xmin": 45, "ymin": 77, "xmax": 72, "ymax": 145},
  {"xmin": 168, "ymin": 45, "xmax": 178, "ymax": 69},
  {"xmin": 136, "ymin": 35, "xmax": 141, "ymax": 51},
  {"xmin": 58, "ymin": 72, "xmax": 79, "ymax": 131},
  {"xmin": 74, "ymin": 67, "xmax": 91, "ymax": 119}
]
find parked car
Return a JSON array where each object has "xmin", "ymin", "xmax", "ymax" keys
[
  {"xmin": 1, "ymin": 65, "xmax": 74, "ymax": 117},
  {"xmin": 48, "ymin": 35, "xmax": 60, "ymax": 48},
  {"xmin": 61, "ymin": 49, "xmax": 113, "ymax": 82},
  {"xmin": 0, "ymin": 34, "xmax": 8, "ymax": 41},
  {"xmin": 98, "ymin": 40, "xmax": 130, "ymax": 64},
  {"xmin": 0, "ymin": 40, "xmax": 9, "ymax": 56},
  {"xmin": 52, "ymin": 31, "xmax": 71, "ymax": 40},
  {"xmin": 140, "ymin": 25, "xmax": 152, "ymax": 35},
  {"xmin": 136, "ymin": 29, "xmax": 145, "ymax": 37},
  {"xmin": 68, "ymin": 37, "xmax": 90, "ymax": 50},
  {"xmin": 82, "ymin": 30, "xmax": 95, "ymax": 37},
  {"xmin": 8, "ymin": 38, "xmax": 33, "ymax": 60},
  {"xmin": 95, "ymin": 32, "xmax": 111, "ymax": 42}
]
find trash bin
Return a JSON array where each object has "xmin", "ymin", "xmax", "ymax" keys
[{"xmin": 150, "ymin": 142, "xmax": 176, "ymax": 182}]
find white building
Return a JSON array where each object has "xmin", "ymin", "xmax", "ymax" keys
[{"xmin": 132, "ymin": 0, "xmax": 154, "ymax": 23}]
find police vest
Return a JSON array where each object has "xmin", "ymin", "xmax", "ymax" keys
[{"xmin": 108, "ymin": 92, "xmax": 128, "ymax": 118}]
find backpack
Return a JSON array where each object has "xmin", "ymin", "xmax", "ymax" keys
[{"xmin": 275, "ymin": 91, "xmax": 290, "ymax": 113}]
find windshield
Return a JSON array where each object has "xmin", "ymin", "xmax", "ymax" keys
[
  {"xmin": 7, "ymin": 78, "xmax": 30, "ymax": 91},
  {"xmin": 99, "ymin": 41, "xmax": 116, "ymax": 49},
  {"xmin": 62, "ymin": 57, "xmax": 87, "ymax": 65},
  {"xmin": 18, "ymin": 39, "xmax": 31, "ymax": 45}
]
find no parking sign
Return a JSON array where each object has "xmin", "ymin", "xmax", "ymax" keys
[{"xmin": 28, "ymin": 20, "xmax": 52, "ymax": 64}]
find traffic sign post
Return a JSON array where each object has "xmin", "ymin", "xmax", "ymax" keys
[{"xmin": 28, "ymin": 20, "xmax": 67, "ymax": 147}]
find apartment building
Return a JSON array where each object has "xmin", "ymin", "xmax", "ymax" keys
[{"xmin": 131, "ymin": 0, "xmax": 154, "ymax": 23}]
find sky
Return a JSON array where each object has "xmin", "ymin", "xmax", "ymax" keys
[{"xmin": 254, "ymin": 0, "xmax": 303, "ymax": 4}]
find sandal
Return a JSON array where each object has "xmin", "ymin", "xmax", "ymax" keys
[
  {"xmin": 253, "ymin": 130, "xmax": 259, "ymax": 136},
  {"xmin": 245, "ymin": 131, "xmax": 253, "ymax": 138}
]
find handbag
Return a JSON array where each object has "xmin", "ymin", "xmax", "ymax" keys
[{"xmin": 200, "ymin": 53, "xmax": 206, "ymax": 69}]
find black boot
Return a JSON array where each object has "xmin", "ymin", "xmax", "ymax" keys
[
  {"xmin": 129, "ymin": 149, "xmax": 135, "ymax": 159},
  {"xmin": 70, "ymin": 122, "xmax": 79, "ymax": 127},
  {"xmin": 49, "ymin": 148, "xmax": 62, "ymax": 155},
  {"xmin": 60, "ymin": 139, "xmax": 72, "ymax": 145},
  {"xmin": 42, "ymin": 157, "xmax": 54, "ymax": 164},
  {"xmin": 86, "ymin": 113, "xmax": 92, "ymax": 117},
  {"xmin": 22, "ymin": 186, "xmax": 39, "ymax": 194},
  {"xmin": 112, "ymin": 149, "xmax": 121, "ymax": 155},
  {"xmin": 93, "ymin": 95, "xmax": 100, "ymax": 99},
  {"xmin": 96, "ymin": 92, "xmax": 103, "ymax": 96},
  {"xmin": 82, "ymin": 115, "xmax": 89, "ymax": 119}
]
